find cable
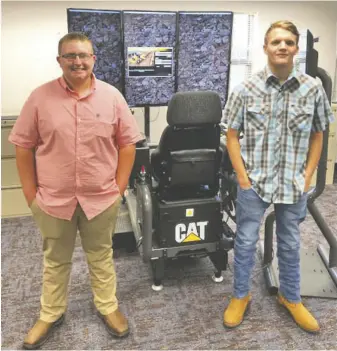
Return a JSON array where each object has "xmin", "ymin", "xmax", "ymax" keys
[
  {"xmin": 150, "ymin": 107, "xmax": 161, "ymax": 123},
  {"xmin": 251, "ymin": 248, "xmax": 274, "ymax": 279},
  {"xmin": 222, "ymin": 212, "xmax": 230, "ymax": 224},
  {"xmin": 225, "ymin": 248, "xmax": 275, "ymax": 278},
  {"xmin": 136, "ymin": 236, "xmax": 143, "ymax": 249}
]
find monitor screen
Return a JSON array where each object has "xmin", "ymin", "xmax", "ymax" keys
[
  {"xmin": 67, "ymin": 9, "xmax": 123, "ymax": 92},
  {"xmin": 127, "ymin": 47, "xmax": 173, "ymax": 77},
  {"xmin": 177, "ymin": 12, "xmax": 233, "ymax": 108},
  {"xmin": 123, "ymin": 11, "xmax": 177, "ymax": 107},
  {"xmin": 305, "ymin": 30, "xmax": 318, "ymax": 78},
  {"xmin": 295, "ymin": 29, "xmax": 318, "ymax": 78}
]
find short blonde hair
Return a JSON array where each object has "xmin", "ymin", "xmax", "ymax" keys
[
  {"xmin": 58, "ymin": 32, "xmax": 93, "ymax": 55},
  {"xmin": 264, "ymin": 20, "xmax": 300, "ymax": 45}
]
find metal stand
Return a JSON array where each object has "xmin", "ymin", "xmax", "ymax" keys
[
  {"xmin": 144, "ymin": 106, "xmax": 150, "ymax": 141},
  {"xmin": 259, "ymin": 242, "xmax": 337, "ymax": 298}
]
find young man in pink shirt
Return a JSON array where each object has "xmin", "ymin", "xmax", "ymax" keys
[{"xmin": 9, "ymin": 32, "xmax": 143, "ymax": 349}]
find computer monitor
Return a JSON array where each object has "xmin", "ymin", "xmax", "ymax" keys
[
  {"xmin": 123, "ymin": 11, "xmax": 177, "ymax": 107},
  {"xmin": 304, "ymin": 30, "xmax": 318, "ymax": 78},
  {"xmin": 296, "ymin": 29, "xmax": 318, "ymax": 78},
  {"xmin": 177, "ymin": 12, "xmax": 233, "ymax": 108},
  {"xmin": 67, "ymin": 8, "xmax": 123, "ymax": 92}
]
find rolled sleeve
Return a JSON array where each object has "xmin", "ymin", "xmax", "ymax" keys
[
  {"xmin": 115, "ymin": 92, "xmax": 143, "ymax": 147},
  {"xmin": 8, "ymin": 93, "xmax": 39, "ymax": 149},
  {"xmin": 311, "ymin": 84, "xmax": 335, "ymax": 133},
  {"xmin": 222, "ymin": 84, "xmax": 244, "ymax": 130}
]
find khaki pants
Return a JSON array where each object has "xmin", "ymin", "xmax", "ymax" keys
[{"xmin": 30, "ymin": 198, "xmax": 122, "ymax": 323}]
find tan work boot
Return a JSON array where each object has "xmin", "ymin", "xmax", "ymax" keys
[
  {"xmin": 223, "ymin": 294, "xmax": 252, "ymax": 328},
  {"xmin": 98, "ymin": 308, "xmax": 129, "ymax": 338},
  {"xmin": 277, "ymin": 294, "xmax": 320, "ymax": 333},
  {"xmin": 23, "ymin": 315, "xmax": 64, "ymax": 350}
]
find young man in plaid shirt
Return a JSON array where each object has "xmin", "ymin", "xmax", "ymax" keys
[{"xmin": 222, "ymin": 20, "xmax": 334, "ymax": 333}]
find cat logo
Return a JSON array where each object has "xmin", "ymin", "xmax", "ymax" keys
[
  {"xmin": 175, "ymin": 221, "xmax": 208, "ymax": 243},
  {"xmin": 186, "ymin": 208, "xmax": 194, "ymax": 217}
]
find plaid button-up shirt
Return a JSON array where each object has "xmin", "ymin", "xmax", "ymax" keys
[{"xmin": 223, "ymin": 66, "xmax": 335, "ymax": 204}]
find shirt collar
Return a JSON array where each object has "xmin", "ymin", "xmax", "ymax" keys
[
  {"xmin": 59, "ymin": 73, "xmax": 97, "ymax": 93},
  {"xmin": 263, "ymin": 65, "xmax": 300, "ymax": 85}
]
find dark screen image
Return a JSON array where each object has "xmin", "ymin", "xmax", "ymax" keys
[
  {"xmin": 67, "ymin": 9, "xmax": 123, "ymax": 92},
  {"xmin": 177, "ymin": 12, "xmax": 233, "ymax": 107},
  {"xmin": 123, "ymin": 11, "xmax": 177, "ymax": 106}
]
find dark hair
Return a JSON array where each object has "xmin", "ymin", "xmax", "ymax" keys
[
  {"xmin": 58, "ymin": 32, "xmax": 93, "ymax": 55},
  {"xmin": 264, "ymin": 20, "xmax": 300, "ymax": 45}
]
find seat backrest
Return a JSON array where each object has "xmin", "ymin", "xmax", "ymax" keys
[{"xmin": 151, "ymin": 91, "xmax": 223, "ymax": 200}]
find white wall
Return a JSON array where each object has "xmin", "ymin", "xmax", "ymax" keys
[
  {"xmin": 2, "ymin": 1, "xmax": 337, "ymax": 143},
  {"xmin": 334, "ymin": 21, "xmax": 337, "ymax": 104}
]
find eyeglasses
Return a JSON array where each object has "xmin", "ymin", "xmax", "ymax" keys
[{"xmin": 61, "ymin": 53, "xmax": 94, "ymax": 61}]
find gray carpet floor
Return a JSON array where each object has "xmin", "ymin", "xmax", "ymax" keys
[{"xmin": 1, "ymin": 185, "xmax": 337, "ymax": 350}]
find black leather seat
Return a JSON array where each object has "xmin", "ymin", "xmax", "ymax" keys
[{"xmin": 150, "ymin": 91, "xmax": 223, "ymax": 201}]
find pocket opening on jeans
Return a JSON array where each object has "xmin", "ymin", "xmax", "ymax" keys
[{"xmin": 29, "ymin": 198, "xmax": 36, "ymax": 209}]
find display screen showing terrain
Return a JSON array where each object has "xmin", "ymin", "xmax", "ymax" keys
[
  {"xmin": 177, "ymin": 12, "xmax": 233, "ymax": 107},
  {"xmin": 123, "ymin": 11, "xmax": 177, "ymax": 106},
  {"xmin": 67, "ymin": 9, "xmax": 123, "ymax": 92}
]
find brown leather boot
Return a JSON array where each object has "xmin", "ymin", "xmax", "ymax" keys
[
  {"xmin": 98, "ymin": 308, "xmax": 129, "ymax": 338},
  {"xmin": 22, "ymin": 315, "xmax": 64, "ymax": 350},
  {"xmin": 223, "ymin": 294, "xmax": 252, "ymax": 328},
  {"xmin": 277, "ymin": 294, "xmax": 320, "ymax": 333}
]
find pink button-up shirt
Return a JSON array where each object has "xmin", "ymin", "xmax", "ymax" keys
[{"xmin": 9, "ymin": 76, "xmax": 143, "ymax": 220}]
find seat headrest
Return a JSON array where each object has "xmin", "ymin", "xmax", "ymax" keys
[{"xmin": 167, "ymin": 91, "xmax": 222, "ymax": 126}]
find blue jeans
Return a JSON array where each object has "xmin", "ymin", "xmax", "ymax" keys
[{"xmin": 234, "ymin": 187, "xmax": 307, "ymax": 303}]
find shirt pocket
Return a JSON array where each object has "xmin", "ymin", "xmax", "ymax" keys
[
  {"xmin": 93, "ymin": 121, "xmax": 116, "ymax": 138},
  {"xmin": 246, "ymin": 103, "xmax": 269, "ymax": 131},
  {"xmin": 287, "ymin": 104, "xmax": 313, "ymax": 133}
]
